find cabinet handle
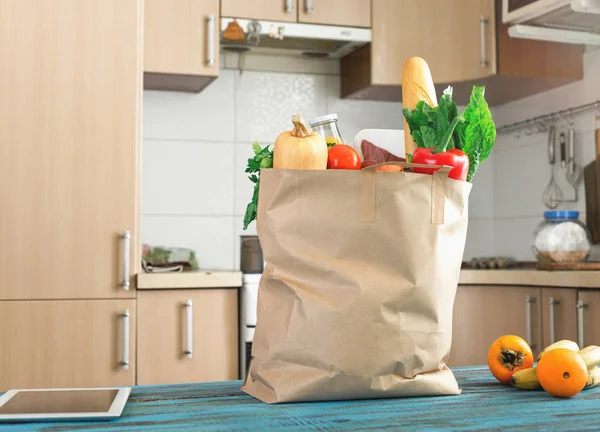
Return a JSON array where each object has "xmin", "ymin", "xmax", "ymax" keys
[
  {"xmin": 285, "ymin": 0, "xmax": 294, "ymax": 13},
  {"xmin": 185, "ymin": 299, "xmax": 194, "ymax": 358},
  {"xmin": 549, "ymin": 297, "xmax": 559, "ymax": 345},
  {"xmin": 206, "ymin": 15, "xmax": 215, "ymax": 67},
  {"xmin": 305, "ymin": 0, "xmax": 313, "ymax": 14},
  {"xmin": 480, "ymin": 16, "xmax": 489, "ymax": 68},
  {"xmin": 121, "ymin": 231, "xmax": 131, "ymax": 291},
  {"xmin": 577, "ymin": 300, "xmax": 587, "ymax": 348},
  {"xmin": 525, "ymin": 296, "xmax": 536, "ymax": 349},
  {"xmin": 122, "ymin": 309, "xmax": 130, "ymax": 370}
]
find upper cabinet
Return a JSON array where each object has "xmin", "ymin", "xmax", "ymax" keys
[
  {"xmin": 371, "ymin": 0, "xmax": 495, "ymax": 87},
  {"xmin": 222, "ymin": 0, "xmax": 371, "ymax": 27},
  {"xmin": 298, "ymin": 0, "xmax": 371, "ymax": 28},
  {"xmin": 221, "ymin": 0, "xmax": 297, "ymax": 22},
  {"xmin": 0, "ymin": 0, "xmax": 141, "ymax": 300},
  {"xmin": 342, "ymin": 0, "xmax": 583, "ymax": 105},
  {"xmin": 144, "ymin": 0, "xmax": 219, "ymax": 92}
]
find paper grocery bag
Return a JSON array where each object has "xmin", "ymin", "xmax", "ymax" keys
[{"xmin": 242, "ymin": 162, "xmax": 472, "ymax": 403}]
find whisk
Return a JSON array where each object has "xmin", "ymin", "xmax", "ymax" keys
[{"xmin": 543, "ymin": 125, "xmax": 562, "ymax": 209}]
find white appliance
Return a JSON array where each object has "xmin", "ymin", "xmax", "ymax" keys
[
  {"xmin": 503, "ymin": 0, "xmax": 600, "ymax": 45},
  {"xmin": 221, "ymin": 18, "xmax": 371, "ymax": 58},
  {"xmin": 241, "ymin": 273, "xmax": 261, "ymax": 379}
]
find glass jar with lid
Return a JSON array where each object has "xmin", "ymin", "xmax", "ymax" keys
[
  {"xmin": 532, "ymin": 211, "xmax": 592, "ymax": 263},
  {"xmin": 308, "ymin": 114, "xmax": 344, "ymax": 147}
]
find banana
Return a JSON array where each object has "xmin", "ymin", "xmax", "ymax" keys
[
  {"xmin": 579, "ymin": 346, "xmax": 600, "ymax": 369},
  {"xmin": 510, "ymin": 367, "xmax": 541, "ymax": 390},
  {"xmin": 584, "ymin": 367, "xmax": 600, "ymax": 389},
  {"xmin": 537, "ymin": 340, "xmax": 579, "ymax": 361}
]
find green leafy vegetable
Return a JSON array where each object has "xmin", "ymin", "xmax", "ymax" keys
[
  {"xmin": 243, "ymin": 142, "xmax": 273, "ymax": 230},
  {"xmin": 402, "ymin": 86, "xmax": 459, "ymax": 150},
  {"xmin": 402, "ymin": 85, "xmax": 496, "ymax": 182},
  {"xmin": 455, "ymin": 86, "xmax": 496, "ymax": 181}
]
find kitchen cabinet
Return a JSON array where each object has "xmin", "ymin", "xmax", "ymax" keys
[
  {"xmin": 298, "ymin": 0, "xmax": 371, "ymax": 28},
  {"xmin": 369, "ymin": 0, "xmax": 495, "ymax": 87},
  {"xmin": 341, "ymin": 0, "xmax": 583, "ymax": 105},
  {"xmin": 221, "ymin": 0, "xmax": 297, "ymax": 22},
  {"xmin": 449, "ymin": 285, "xmax": 542, "ymax": 367},
  {"xmin": 0, "ymin": 0, "xmax": 141, "ymax": 300},
  {"xmin": 577, "ymin": 290, "xmax": 600, "ymax": 347},
  {"xmin": 137, "ymin": 289, "xmax": 239, "ymax": 385},
  {"xmin": 541, "ymin": 288, "xmax": 578, "ymax": 349},
  {"xmin": 144, "ymin": 0, "xmax": 220, "ymax": 92},
  {"xmin": 0, "ymin": 300, "xmax": 136, "ymax": 391}
]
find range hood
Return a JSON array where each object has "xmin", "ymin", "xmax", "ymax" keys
[
  {"xmin": 220, "ymin": 18, "xmax": 371, "ymax": 58},
  {"xmin": 503, "ymin": 0, "xmax": 600, "ymax": 45}
]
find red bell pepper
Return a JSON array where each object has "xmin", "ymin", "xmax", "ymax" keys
[
  {"xmin": 411, "ymin": 115, "xmax": 469, "ymax": 181},
  {"xmin": 413, "ymin": 148, "xmax": 469, "ymax": 181}
]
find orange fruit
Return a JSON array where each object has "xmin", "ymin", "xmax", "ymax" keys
[
  {"xmin": 537, "ymin": 348, "xmax": 588, "ymax": 398},
  {"xmin": 488, "ymin": 335, "xmax": 534, "ymax": 384}
]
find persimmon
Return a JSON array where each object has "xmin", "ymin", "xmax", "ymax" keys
[
  {"xmin": 537, "ymin": 348, "xmax": 588, "ymax": 398},
  {"xmin": 488, "ymin": 335, "xmax": 534, "ymax": 384}
]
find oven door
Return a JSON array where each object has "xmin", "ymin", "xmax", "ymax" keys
[{"xmin": 242, "ymin": 327, "xmax": 254, "ymax": 380}]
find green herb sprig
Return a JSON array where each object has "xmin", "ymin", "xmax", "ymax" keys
[{"xmin": 243, "ymin": 142, "xmax": 273, "ymax": 230}]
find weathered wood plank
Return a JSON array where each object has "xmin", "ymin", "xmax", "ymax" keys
[{"xmin": 2, "ymin": 367, "xmax": 600, "ymax": 431}]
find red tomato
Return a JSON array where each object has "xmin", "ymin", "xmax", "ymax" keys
[{"xmin": 327, "ymin": 145, "xmax": 361, "ymax": 170}]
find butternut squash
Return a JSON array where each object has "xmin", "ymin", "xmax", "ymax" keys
[{"xmin": 273, "ymin": 115, "xmax": 327, "ymax": 170}]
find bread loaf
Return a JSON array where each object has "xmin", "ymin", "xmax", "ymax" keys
[{"xmin": 402, "ymin": 57, "xmax": 437, "ymax": 156}]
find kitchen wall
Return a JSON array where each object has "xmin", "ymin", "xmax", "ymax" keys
[
  {"xmin": 474, "ymin": 47, "xmax": 600, "ymax": 262},
  {"xmin": 142, "ymin": 48, "xmax": 599, "ymax": 270}
]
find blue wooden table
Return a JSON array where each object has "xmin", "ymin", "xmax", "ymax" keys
[{"xmin": 2, "ymin": 367, "xmax": 600, "ymax": 431}]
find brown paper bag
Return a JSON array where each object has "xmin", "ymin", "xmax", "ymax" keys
[{"xmin": 242, "ymin": 162, "xmax": 472, "ymax": 403}]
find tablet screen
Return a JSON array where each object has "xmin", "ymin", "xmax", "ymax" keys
[{"xmin": 0, "ymin": 390, "xmax": 118, "ymax": 414}]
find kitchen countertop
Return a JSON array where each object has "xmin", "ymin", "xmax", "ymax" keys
[
  {"xmin": 4, "ymin": 367, "xmax": 600, "ymax": 431},
  {"xmin": 137, "ymin": 271, "xmax": 242, "ymax": 289},
  {"xmin": 136, "ymin": 269, "xmax": 600, "ymax": 290},
  {"xmin": 459, "ymin": 269, "xmax": 600, "ymax": 288}
]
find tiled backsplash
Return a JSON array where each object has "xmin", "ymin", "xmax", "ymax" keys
[
  {"xmin": 143, "ymin": 49, "xmax": 600, "ymax": 270},
  {"xmin": 142, "ymin": 67, "xmax": 404, "ymax": 270}
]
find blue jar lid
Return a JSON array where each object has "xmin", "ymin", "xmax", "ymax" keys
[{"xmin": 544, "ymin": 210, "xmax": 579, "ymax": 220}]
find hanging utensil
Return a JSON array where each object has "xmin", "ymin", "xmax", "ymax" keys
[
  {"xmin": 543, "ymin": 125, "xmax": 563, "ymax": 209},
  {"xmin": 560, "ymin": 131, "xmax": 567, "ymax": 170},
  {"xmin": 565, "ymin": 126, "xmax": 582, "ymax": 188}
]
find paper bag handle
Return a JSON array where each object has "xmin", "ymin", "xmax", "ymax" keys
[{"xmin": 359, "ymin": 162, "xmax": 452, "ymax": 225}]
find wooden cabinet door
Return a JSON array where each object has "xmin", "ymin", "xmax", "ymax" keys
[
  {"xmin": 577, "ymin": 290, "xmax": 600, "ymax": 347},
  {"xmin": 144, "ymin": 0, "xmax": 219, "ymax": 77},
  {"xmin": 221, "ymin": 0, "xmax": 297, "ymax": 22},
  {"xmin": 137, "ymin": 289, "xmax": 239, "ymax": 385},
  {"xmin": 541, "ymin": 288, "xmax": 578, "ymax": 349},
  {"xmin": 371, "ymin": 0, "xmax": 496, "ymax": 86},
  {"xmin": 0, "ymin": 0, "xmax": 141, "ymax": 300},
  {"xmin": 0, "ymin": 300, "xmax": 136, "ymax": 391},
  {"xmin": 449, "ymin": 285, "xmax": 542, "ymax": 367},
  {"xmin": 298, "ymin": 0, "xmax": 371, "ymax": 28}
]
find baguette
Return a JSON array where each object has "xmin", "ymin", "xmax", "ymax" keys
[{"xmin": 402, "ymin": 57, "xmax": 437, "ymax": 157}]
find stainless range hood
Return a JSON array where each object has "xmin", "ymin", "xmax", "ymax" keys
[
  {"xmin": 220, "ymin": 18, "xmax": 371, "ymax": 58},
  {"xmin": 503, "ymin": 0, "xmax": 600, "ymax": 45}
]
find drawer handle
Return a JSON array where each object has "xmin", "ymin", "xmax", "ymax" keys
[
  {"xmin": 549, "ymin": 297, "xmax": 559, "ymax": 345},
  {"xmin": 577, "ymin": 300, "xmax": 587, "ymax": 348},
  {"xmin": 305, "ymin": 0, "xmax": 313, "ymax": 14},
  {"xmin": 480, "ymin": 16, "xmax": 489, "ymax": 68},
  {"xmin": 121, "ymin": 231, "xmax": 131, "ymax": 290},
  {"xmin": 185, "ymin": 299, "xmax": 194, "ymax": 358},
  {"xmin": 285, "ymin": 0, "xmax": 294, "ymax": 13},
  {"xmin": 122, "ymin": 309, "xmax": 130, "ymax": 370},
  {"xmin": 525, "ymin": 296, "xmax": 536, "ymax": 349},
  {"xmin": 206, "ymin": 15, "xmax": 215, "ymax": 67}
]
